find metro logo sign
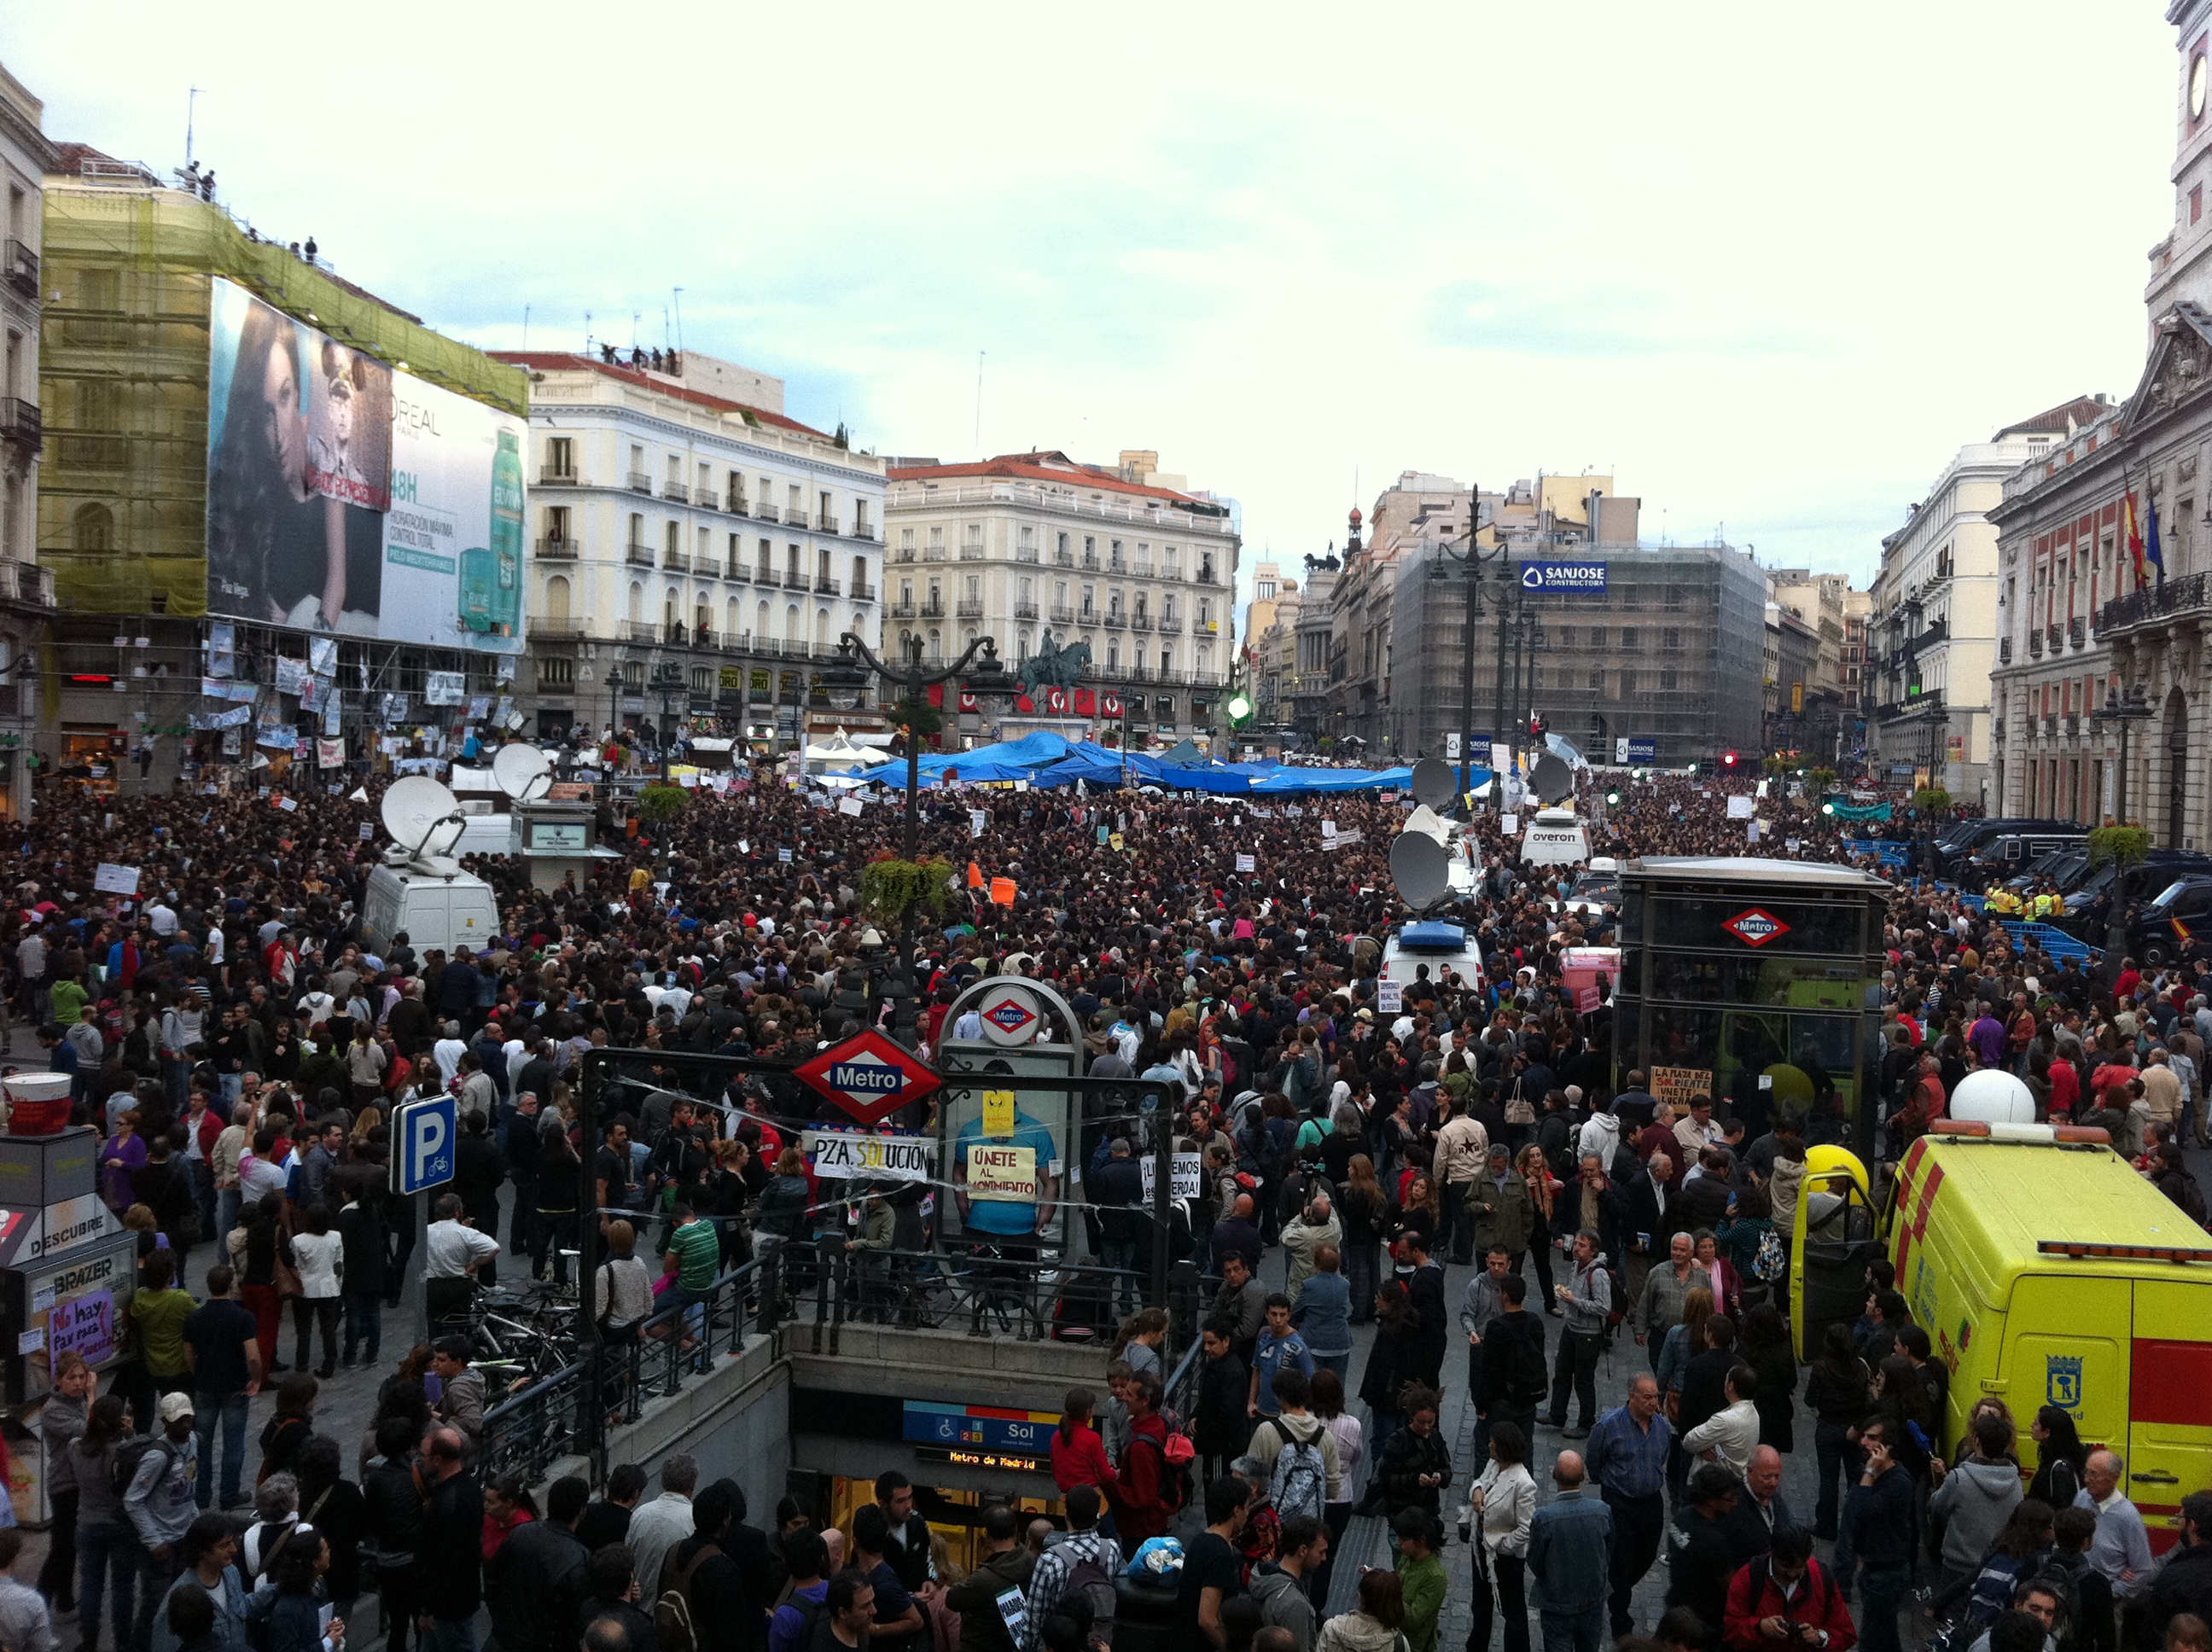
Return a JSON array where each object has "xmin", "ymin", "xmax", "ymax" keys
[
  {"xmin": 1723, "ymin": 907, "xmax": 1790, "ymax": 948},
  {"xmin": 983, "ymin": 998, "xmax": 1038, "ymax": 1038},
  {"xmin": 797, "ymin": 1028, "xmax": 942, "ymax": 1126}
]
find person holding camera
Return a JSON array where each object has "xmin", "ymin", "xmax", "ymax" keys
[{"xmin": 1721, "ymin": 1526, "xmax": 1858, "ymax": 1652}]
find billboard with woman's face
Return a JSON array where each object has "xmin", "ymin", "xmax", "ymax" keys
[{"xmin": 206, "ymin": 279, "xmax": 525, "ymax": 654}]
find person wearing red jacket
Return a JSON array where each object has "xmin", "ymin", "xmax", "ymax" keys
[
  {"xmin": 1722, "ymin": 1527, "xmax": 1857, "ymax": 1652},
  {"xmin": 1049, "ymin": 1387, "xmax": 1116, "ymax": 1501},
  {"xmin": 1109, "ymin": 1370, "xmax": 1175, "ymax": 1545}
]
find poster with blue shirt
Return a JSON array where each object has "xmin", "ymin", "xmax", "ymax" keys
[{"xmin": 954, "ymin": 1105, "xmax": 1060, "ymax": 1237}]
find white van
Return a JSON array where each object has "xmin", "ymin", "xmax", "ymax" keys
[
  {"xmin": 1520, "ymin": 808, "xmax": 1591, "ymax": 868},
  {"xmin": 361, "ymin": 864, "xmax": 499, "ymax": 957},
  {"xmin": 1381, "ymin": 920, "xmax": 1485, "ymax": 993},
  {"xmin": 451, "ymin": 815, "xmax": 517, "ymax": 858}
]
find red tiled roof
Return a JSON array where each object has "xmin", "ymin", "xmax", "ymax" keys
[
  {"xmin": 888, "ymin": 451, "xmax": 1202, "ymax": 505},
  {"xmin": 492, "ymin": 352, "xmax": 831, "ymax": 439},
  {"xmin": 1999, "ymin": 396, "xmax": 2112, "ymax": 439}
]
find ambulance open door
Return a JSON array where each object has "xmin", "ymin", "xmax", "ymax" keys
[{"xmin": 1791, "ymin": 1149, "xmax": 1879, "ymax": 1362}]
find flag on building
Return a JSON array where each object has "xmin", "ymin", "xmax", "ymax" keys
[
  {"xmin": 2125, "ymin": 491, "xmax": 2149, "ymax": 586},
  {"xmin": 2147, "ymin": 494, "xmax": 2167, "ymax": 585}
]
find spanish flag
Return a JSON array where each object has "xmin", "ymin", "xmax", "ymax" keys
[
  {"xmin": 2175, "ymin": 915, "xmax": 2193, "ymax": 944},
  {"xmin": 2126, "ymin": 490, "xmax": 2150, "ymax": 587}
]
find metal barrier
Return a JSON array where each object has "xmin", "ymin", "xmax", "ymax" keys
[
  {"xmin": 2001, "ymin": 918, "xmax": 2095, "ymax": 962},
  {"xmin": 480, "ymin": 1254, "xmax": 776, "ymax": 1482},
  {"xmin": 799, "ymin": 1242, "xmax": 1159, "ymax": 1350}
]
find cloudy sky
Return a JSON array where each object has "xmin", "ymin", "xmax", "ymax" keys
[{"xmin": 9, "ymin": 3, "xmax": 2180, "ymax": 603}]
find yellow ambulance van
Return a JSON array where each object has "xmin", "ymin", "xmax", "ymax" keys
[{"xmin": 1885, "ymin": 1120, "xmax": 2212, "ymax": 1550}]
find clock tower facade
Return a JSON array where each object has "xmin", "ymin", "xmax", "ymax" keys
[{"xmin": 2147, "ymin": 0, "xmax": 2212, "ymax": 324}]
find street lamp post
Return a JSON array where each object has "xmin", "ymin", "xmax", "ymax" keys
[
  {"xmin": 1428, "ymin": 492, "xmax": 1513, "ymax": 803},
  {"xmin": 824, "ymin": 631, "xmax": 1009, "ymax": 1045},
  {"xmin": 648, "ymin": 660, "xmax": 685, "ymax": 782},
  {"xmin": 2089, "ymin": 681, "xmax": 2153, "ymax": 983}
]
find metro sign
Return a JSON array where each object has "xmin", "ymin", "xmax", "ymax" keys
[
  {"xmin": 984, "ymin": 998, "xmax": 1038, "ymax": 1038},
  {"xmin": 797, "ymin": 1028, "xmax": 942, "ymax": 1126},
  {"xmin": 1723, "ymin": 906, "xmax": 1791, "ymax": 948}
]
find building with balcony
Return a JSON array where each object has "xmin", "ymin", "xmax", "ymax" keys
[
  {"xmin": 0, "ymin": 62, "xmax": 55, "ymax": 819},
  {"xmin": 1870, "ymin": 399, "xmax": 2099, "ymax": 802},
  {"xmin": 882, "ymin": 449, "xmax": 1240, "ymax": 744},
  {"xmin": 494, "ymin": 350, "xmax": 884, "ymax": 742}
]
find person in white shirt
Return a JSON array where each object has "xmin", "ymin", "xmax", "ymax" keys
[
  {"xmin": 422, "ymin": 1191, "xmax": 500, "ymax": 1333},
  {"xmin": 432, "ymin": 1025, "xmax": 469, "ymax": 1088},
  {"xmin": 147, "ymin": 899, "xmax": 179, "ymax": 939},
  {"xmin": 1682, "ymin": 1364, "xmax": 1761, "ymax": 1476}
]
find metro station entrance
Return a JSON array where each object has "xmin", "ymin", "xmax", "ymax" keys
[{"xmin": 1613, "ymin": 856, "xmax": 1892, "ymax": 1151}]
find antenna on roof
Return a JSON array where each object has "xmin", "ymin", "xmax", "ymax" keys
[
  {"xmin": 672, "ymin": 288, "xmax": 684, "ymax": 352},
  {"xmin": 522, "ymin": 304, "xmax": 530, "ymax": 352},
  {"xmin": 184, "ymin": 86, "xmax": 200, "ymax": 167}
]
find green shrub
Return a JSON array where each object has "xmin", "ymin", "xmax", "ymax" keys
[{"xmin": 636, "ymin": 782, "xmax": 689, "ymax": 827}]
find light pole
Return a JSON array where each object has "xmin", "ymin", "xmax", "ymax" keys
[
  {"xmin": 824, "ymin": 631, "xmax": 1010, "ymax": 1045},
  {"xmin": 1427, "ymin": 492, "xmax": 1512, "ymax": 803},
  {"xmin": 2090, "ymin": 681, "xmax": 2153, "ymax": 983},
  {"xmin": 648, "ymin": 660, "xmax": 685, "ymax": 782}
]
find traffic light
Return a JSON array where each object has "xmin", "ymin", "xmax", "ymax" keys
[
  {"xmin": 1226, "ymin": 692, "xmax": 1254, "ymax": 728},
  {"xmin": 1605, "ymin": 788, "xmax": 1622, "ymax": 806},
  {"xmin": 1721, "ymin": 750, "xmax": 1740, "ymax": 771}
]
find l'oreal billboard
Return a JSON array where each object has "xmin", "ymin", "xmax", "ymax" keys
[{"xmin": 205, "ymin": 277, "xmax": 525, "ymax": 653}]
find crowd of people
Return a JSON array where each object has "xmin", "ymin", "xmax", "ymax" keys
[{"xmin": 0, "ymin": 755, "xmax": 2208, "ymax": 1652}]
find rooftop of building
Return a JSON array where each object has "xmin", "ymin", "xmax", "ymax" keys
[
  {"xmin": 887, "ymin": 451, "xmax": 1220, "ymax": 509},
  {"xmin": 492, "ymin": 351, "xmax": 833, "ymax": 439},
  {"xmin": 1994, "ymin": 394, "xmax": 2113, "ymax": 442}
]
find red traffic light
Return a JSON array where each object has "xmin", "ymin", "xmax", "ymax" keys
[{"xmin": 1721, "ymin": 749, "xmax": 1740, "ymax": 769}]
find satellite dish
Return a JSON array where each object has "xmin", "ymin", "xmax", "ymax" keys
[
  {"xmin": 1389, "ymin": 830, "xmax": 1452, "ymax": 911},
  {"xmin": 492, "ymin": 742, "xmax": 554, "ymax": 802},
  {"xmin": 381, "ymin": 775, "xmax": 465, "ymax": 859},
  {"xmin": 1530, "ymin": 753, "xmax": 1575, "ymax": 806},
  {"xmin": 1411, "ymin": 757, "xmax": 1458, "ymax": 810}
]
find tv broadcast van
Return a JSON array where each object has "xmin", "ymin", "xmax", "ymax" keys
[{"xmin": 1883, "ymin": 1121, "xmax": 2212, "ymax": 1550}]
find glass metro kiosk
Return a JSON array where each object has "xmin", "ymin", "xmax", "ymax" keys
[{"xmin": 1613, "ymin": 857, "xmax": 1893, "ymax": 1149}]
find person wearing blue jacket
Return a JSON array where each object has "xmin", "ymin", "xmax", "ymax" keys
[{"xmin": 1527, "ymin": 1450, "xmax": 1614, "ymax": 1652}]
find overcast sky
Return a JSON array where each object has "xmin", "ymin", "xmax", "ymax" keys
[{"xmin": 8, "ymin": 3, "xmax": 2180, "ymax": 604}]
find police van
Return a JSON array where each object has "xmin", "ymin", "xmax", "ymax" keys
[
  {"xmin": 1381, "ymin": 920, "xmax": 1485, "ymax": 995},
  {"xmin": 1883, "ymin": 1121, "xmax": 2212, "ymax": 1550}
]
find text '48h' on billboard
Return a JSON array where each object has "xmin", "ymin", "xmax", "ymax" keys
[{"xmin": 205, "ymin": 277, "xmax": 525, "ymax": 654}]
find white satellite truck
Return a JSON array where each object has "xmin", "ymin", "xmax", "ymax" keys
[
  {"xmin": 360, "ymin": 774, "xmax": 498, "ymax": 957},
  {"xmin": 1517, "ymin": 753, "xmax": 1592, "ymax": 868}
]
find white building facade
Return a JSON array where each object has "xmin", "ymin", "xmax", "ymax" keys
[
  {"xmin": 882, "ymin": 451, "xmax": 1240, "ymax": 742},
  {"xmin": 1867, "ymin": 400, "xmax": 2099, "ymax": 802},
  {"xmin": 497, "ymin": 350, "xmax": 884, "ymax": 742}
]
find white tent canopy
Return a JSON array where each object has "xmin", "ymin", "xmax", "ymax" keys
[{"xmin": 804, "ymin": 729, "xmax": 873, "ymax": 770}]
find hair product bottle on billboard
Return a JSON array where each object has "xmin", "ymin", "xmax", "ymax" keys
[{"xmin": 460, "ymin": 429, "xmax": 527, "ymax": 637}]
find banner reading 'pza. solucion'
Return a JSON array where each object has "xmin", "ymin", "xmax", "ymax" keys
[{"xmin": 205, "ymin": 278, "xmax": 525, "ymax": 654}]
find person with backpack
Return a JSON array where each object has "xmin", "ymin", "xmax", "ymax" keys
[
  {"xmin": 1019, "ymin": 1486, "xmax": 1120, "ymax": 1652},
  {"xmin": 1244, "ymin": 1370, "xmax": 1342, "ymax": 1528},
  {"xmin": 1720, "ymin": 1525, "xmax": 1858, "ymax": 1652},
  {"xmin": 1475, "ymin": 1273, "xmax": 1549, "ymax": 1454},
  {"xmin": 488, "ymin": 1476, "xmax": 593, "ymax": 1652},
  {"xmin": 944, "ymin": 1505, "xmax": 1035, "ymax": 1652},
  {"xmin": 843, "ymin": 1504, "xmax": 922, "ymax": 1652},
  {"xmin": 72, "ymin": 1393, "xmax": 142, "ymax": 1652},
  {"xmin": 1545, "ymin": 1230, "xmax": 1615, "ymax": 1440},
  {"xmin": 767, "ymin": 1530, "xmax": 831, "ymax": 1652},
  {"xmin": 125, "ymin": 1393, "xmax": 203, "ymax": 1652}
]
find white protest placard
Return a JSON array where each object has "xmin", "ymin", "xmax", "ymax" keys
[
  {"xmin": 1500, "ymin": 813, "xmax": 1520, "ymax": 835},
  {"xmin": 1321, "ymin": 819, "xmax": 1336, "ymax": 840},
  {"xmin": 1235, "ymin": 853, "xmax": 1256, "ymax": 873},
  {"xmin": 777, "ymin": 847, "xmax": 794, "ymax": 863},
  {"xmin": 1138, "ymin": 1151, "xmax": 1206, "ymax": 1201},
  {"xmin": 1747, "ymin": 819, "xmax": 1762, "ymax": 842},
  {"xmin": 359, "ymin": 823, "xmax": 375, "ymax": 840},
  {"xmin": 1786, "ymin": 837, "xmax": 1802, "ymax": 852},
  {"xmin": 837, "ymin": 795, "xmax": 863, "ymax": 817},
  {"xmin": 1726, "ymin": 794, "xmax": 1755, "ymax": 820},
  {"xmin": 969, "ymin": 810, "xmax": 987, "ymax": 837},
  {"xmin": 804, "ymin": 1130, "xmax": 934, "ymax": 1183},
  {"xmin": 93, "ymin": 863, "xmax": 140, "ymax": 896},
  {"xmin": 1491, "ymin": 742, "xmax": 1512, "ymax": 774},
  {"xmin": 1377, "ymin": 978, "xmax": 1404, "ymax": 1015}
]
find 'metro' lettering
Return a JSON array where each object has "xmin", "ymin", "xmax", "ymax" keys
[{"xmin": 831, "ymin": 1062, "xmax": 902, "ymax": 1093}]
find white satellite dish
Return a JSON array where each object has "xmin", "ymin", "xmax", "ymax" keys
[
  {"xmin": 381, "ymin": 775, "xmax": 465, "ymax": 860},
  {"xmin": 1410, "ymin": 757, "xmax": 1458, "ymax": 810},
  {"xmin": 492, "ymin": 742, "xmax": 554, "ymax": 802}
]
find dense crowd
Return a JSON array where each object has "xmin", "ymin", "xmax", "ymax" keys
[{"xmin": 0, "ymin": 758, "xmax": 2208, "ymax": 1652}]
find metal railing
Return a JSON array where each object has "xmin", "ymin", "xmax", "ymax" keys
[
  {"xmin": 727, "ymin": 561, "xmax": 749, "ymax": 584},
  {"xmin": 1016, "ymin": 545, "xmax": 1040, "ymax": 563},
  {"xmin": 0, "ymin": 398, "xmax": 42, "ymax": 453},
  {"xmin": 923, "ymin": 543, "xmax": 946, "ymax": 561},
  {"xmin": 0, "ymin": 560, "xmax": 54, "ymax": 606},
  {"xmin": 895, "ymin": 547, "xmax": 917, "ymax": 562},
  {"xmin": 1131, "ymin": 614, "xmax": 1152, "ymax": 631},
  {"xmin": 2000, "ymin": 637, "xmax": 2012, "ymax": 664},
  {"xmin": 956, "ymin": 598, "xmax": 984, "ymax": 618},
  {"xmin": 1103, "ymin": 612, "xmax": 1126, "ymax": 628},
  {"xmin": 1054, "ymin": 550, "xmax": 1075, "ymax": 567},
  {"xmin": 479, "ymin": 1256, "xmax": 778, "ymax": 1486},
  {"xmin": 890, "ymin": 599, "xmax": 917, "ymax": 617},
  {"xmin": 696, "ymin": 490, "xmax": 719, "ymax": 512},
  {"xmin": 729, "ymin": 500, "xmax": 752, "ymax": 518},
  {"xmin": 661, "ymin": 482, "xmax": 689, "ymax": 503},
  {"xmin": 535, "ymin": 538, "xmax": 579, "ymax": 560},
  {"xmin": 1050, "ymin": 605, "xmax": 1075, "ymax": 624},
  {"xmin": 696, "ymin": 557, "xmax": 722, "ymax": 579},
  {"xmin": 853, "ymin": 523, "xmax": 877, "ymax": 541},
  {"xmin": 795, "ymin": 1244, "xmax": 1182, "ymax": 1348},
  {"xmin": 662, "ymin": 551, "xmax": 691, "ymax": 573},
  {"xmin": 959, "ymin": 544, "xmax": 987, "ymax": 561},
  {"xmin": 538, "ymin": 467, "xmax": 578, "ymax": 486},
  {"xmin": 755, "ymin": 504, "xmax": 780, "ymax": 525},
  {"xmin": 1014, "ymin": 602, "xmax": 1039, "ymax": 620},
  {"xmin": 626, "ymin": 544, "xmax": 655, "ymax": 567},
  {"xmin": 2101, "ymin": 570, "xmax": 2210, "ymax": 633},
  {"xmin": 3, "ymin": 239, "xmax": 38, "ymax": 293},
  {"xmin": 921, "ymin": 599, "xmax": 946, "ymax": 618},
  {"xmin": 627, "ymin": 472, "xmax": 652, "ymax": 493},
  {"xmin": 1157, "ymin": 615, "xmax": 1182, "ymax": 633},
  {"xmin": 528, "ymin": 615, "xmax": 592, "ymax": 637},
  {"xmin": 815, "ymin": 574, "xmax": 841, "ymax": 595},
  {"xmin": 818, "ymin": 516, "xmax": 841, "ymax": 536}
]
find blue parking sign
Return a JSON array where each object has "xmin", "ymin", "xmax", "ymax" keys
[{"xmin": 391, "ymin": 1096, "xmax": 457, "ymax": 1195}]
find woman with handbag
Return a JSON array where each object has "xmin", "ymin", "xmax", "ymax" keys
[
  {"xmin": 288, "ymin": 1204, "xmax": 345, "ymax": 1380},
  {"xmin": 1467, "ymin": 1421, "xmax": 1536, "ymax": 1652}
]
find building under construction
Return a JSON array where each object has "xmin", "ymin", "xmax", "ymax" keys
[{"xmin": 37, "ymin": 146, "xmax": 527, "ymax": 796}]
